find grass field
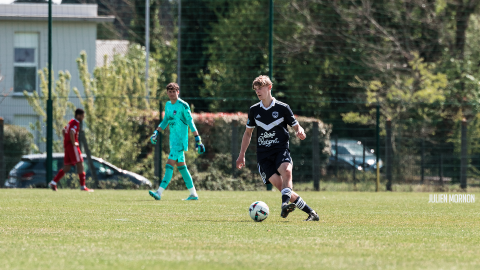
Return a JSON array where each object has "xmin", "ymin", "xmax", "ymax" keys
[{"xmin": 0, "ymin": 190, "xmax": 479, "ymax": 270}]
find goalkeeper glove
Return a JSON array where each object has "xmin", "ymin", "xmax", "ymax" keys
[
  {"xmin": 195, "ymin": 135, "xmax": 205, "ymax": 154},
  {"xmin": 150, "ymin": 130, "xmax": 159, "ymax": 145}
]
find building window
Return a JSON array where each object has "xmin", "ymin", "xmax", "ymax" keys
[{"xmin": 14, "ymin": 33, "xmax": 39, "ymax": 93}]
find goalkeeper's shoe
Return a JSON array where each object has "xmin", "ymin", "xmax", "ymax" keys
[
  {"xmin": 183, "ymin": 195, "xmax": 199, "ymax": 201},
  {"xmin": 304, "ymin": 211, "xmax": 320, "ymax": 222},
  {"xmin": 280, "ymin": 203, "xmax": 296, "ymax": 218},
  {"xmin": 149, "ymin": 190, "xmax": 161, "ymax": 200},
  {"xmin": 49, "ymin": 182, "xmax": 58, "ymax": 191}
]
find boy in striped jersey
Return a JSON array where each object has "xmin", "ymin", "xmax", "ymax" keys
[{"xmin": 236, "ymin": 76, "xmax": 319, "ymax": 221}]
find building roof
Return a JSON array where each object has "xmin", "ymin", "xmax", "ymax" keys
[
  {"xmin": 96, "ymin": 40, "xmax": 129, "ymax": 67},
  {"xmin": 0, "ymin": 4, "xmax": 114, "ymax": 23}
]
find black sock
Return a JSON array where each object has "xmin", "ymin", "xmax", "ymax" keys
[
  {"xmin": 281, "ymin": 188, "xmax": 292, "ymax": 205},
  {"xmin": 294, "ymin": 196, "xmax": 313, "ymax": 214}
]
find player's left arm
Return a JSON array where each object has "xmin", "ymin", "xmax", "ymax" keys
[
  {"xmin": 286, "ymin": 105, "xmax": 306, "ymax": 140},
  {"xmin": 184, "ymin": 105, "xmax": 205, "ymax": 154}
]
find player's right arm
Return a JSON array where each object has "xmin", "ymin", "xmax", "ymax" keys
[
  {"xmin": 151, "ymin": 109, "xmax": 169, "ymax": 145},
  {"xmin": 236, "ymin": 127, "xmax": 254, "ymax": 169},
  {"xmin": 237, "ymin": 108, "xmax": 257, "ymax": 169}
]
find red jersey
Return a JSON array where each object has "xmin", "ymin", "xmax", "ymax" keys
[{"xmin": 64, "ymin": 118, "xmax": 80, "ymax": 146}]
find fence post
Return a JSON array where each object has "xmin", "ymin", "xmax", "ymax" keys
[
  {"xmin": 439, "ymin": 153, "xmax": 444, "ymax": 186},
  {"xmin": 158, "ymin": 102, "xmax": 163, "ymax": 188},
  {"xmin": 353, "ymin": 156, "xmax": 356, "ymax": 187},
  {"xmin": 231, "ymin": 120, "xmax": 238, "ymax": 178},
  {"xmin": 334, "ymin": 134, "xmax": 338, "ymax": 178},
  {"xmin": 461, "ymin": 119, "xmax": 467, "ymax": 189},
  {"xmin": 0, "ymin": 117, "xmax": 4, "ymax": 188},
  {"xmin": 375, "ymin": 103, "xmax": 380, "ymax": 192},
  {"xmin": 154, "ymin": 119, "xmax": 160, "ymax": 189},
  {"xmin": 362, "ymin": 142, "xmax": 366, "ymax": 181},
  {"xmin": 421, "ymin": 138, "xmax": 425, "ymax": 184},
  {"xmin": 386, "ymin": 119, "xmax": 392, "ymax": 191},
  {"xmin": 80, "ymin": 128, "xmax": 98, "ymax": 188},
  {"xmin": 312, "ymin": 122, "xmax": 320, "ymax": 191}
]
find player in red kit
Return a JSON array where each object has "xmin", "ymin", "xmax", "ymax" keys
[{"xmin": 48, "ymin": 108, "xmax": 93, "ymax": 192}]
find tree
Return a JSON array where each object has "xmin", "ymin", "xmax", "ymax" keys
[
  {"xmin": 342, "ymin": 53, "xmax": 448, "ymax": 148},
  {"xmin": 200, "ymin": 0, "xmax": 269, "ymax": 112},
  {"xmin": 74, "ymin": 45, "xmax": 164, "ymax": 173},
  {"xmin": 24, "ymin": 45, "xmax": 166, "ymax": 180},
  {"xmin": 24, "ymin": 69, "xmax": 76, "ymax": 152}
]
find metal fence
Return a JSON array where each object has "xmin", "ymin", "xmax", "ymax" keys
[
  {"xmin": 1, "ymin": 95, "xmax": 480, "ymax": 191},
  {"xmin": 2, "ymin": 0, "xmax": 480, "ymax": 191}
]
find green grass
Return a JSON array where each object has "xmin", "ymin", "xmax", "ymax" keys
[{"xmin": 0, "ymin": 190, "xmax": 479, "ymax": 270}]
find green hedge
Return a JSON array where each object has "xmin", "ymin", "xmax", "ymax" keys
[{"xmin": 158, "ymin": 112, "xmax": 331, "ymax": 190}]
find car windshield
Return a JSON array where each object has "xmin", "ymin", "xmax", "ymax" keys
[
  {"xmin": 341, "ymin": 143, "xmax": 371, "ymax": 156},
  {"xmin": 332, "ymin": 143, "xmax": 372, "ymax": 156}
]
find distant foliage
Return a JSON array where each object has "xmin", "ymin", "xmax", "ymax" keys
[
  {"xmin": 74, "ymin": 45, "xmax": 165, "ymax": 172},
  {"xmin": 162, "ymin": 112, "xmax": 331, "ymax": 190},
  {"xmin": 4, "ymin": 125, "xmax": 34, "ymax": 178},
  {"xmin": 24, "ymin": 69, "xmax": 75, "ymax": 152},
  {"xmin": 342, "ymin": 53, "xmax": 448, "ymax": 142}
]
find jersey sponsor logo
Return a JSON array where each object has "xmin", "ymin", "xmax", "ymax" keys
[
  {"xmin": 258, "ymin": 131, "xmax": 279, "ymax": 147},
  {"xmin": 173, "ymin": 110, "xmax": 177, "ymax": 115},
  {"xmin": 255, "ymin": 117, "xmax": 284, "ymax": 131},
  {"xmin": 73, "ymin": 126, "xmax": 77, "ymax": 129},
  {"xmin": 256, "ymin": 114, "xmax": 261, "ymax": 118},
  {"xmin": 272, "ymin": 111, "xmax": 279, "ymax": 118}
]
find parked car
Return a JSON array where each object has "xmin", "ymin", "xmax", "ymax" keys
[
  {"xmin": 328, "ymin": 139, "xmax": 383, "ymax": 172},
  {"xmin": 5, "ymin": 153, "xmax": 152, "ymax": 188}
]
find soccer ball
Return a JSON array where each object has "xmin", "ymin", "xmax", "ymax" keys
[{"xmin": 249, "ymin": 201, "xmax": 269, "ymax": 222}]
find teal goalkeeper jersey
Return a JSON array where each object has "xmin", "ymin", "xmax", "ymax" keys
[{"xmin": 158, "ymin": 98, "xmax": 197, "ymax": 152}]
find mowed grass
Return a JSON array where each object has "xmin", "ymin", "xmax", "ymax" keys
[{"xmin": 0, "ymin": 190, "xmax": 479, "ymax": 270}]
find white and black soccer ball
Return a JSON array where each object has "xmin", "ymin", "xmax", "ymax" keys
[{"xmin": 249, "ymin": 201, "xmax": 269, "ymax": 222}]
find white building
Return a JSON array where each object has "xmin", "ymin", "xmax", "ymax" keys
[{"xmin": 0, "ymin": 3, "xmax": 114, "ymax": 150}]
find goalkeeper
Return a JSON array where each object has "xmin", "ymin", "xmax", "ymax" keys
[{"xmin": 148, "ymin": 82, "xmax": 205, "ymax": 201}]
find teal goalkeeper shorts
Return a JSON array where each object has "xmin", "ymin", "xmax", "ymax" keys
[{"xmin": 168, "ymin": 149, "xmax": 185, "ymax": 163}]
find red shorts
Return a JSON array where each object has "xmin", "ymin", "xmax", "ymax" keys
[{"xmin": 64, "ymin": 144, "xmax": 83, "ymax": 166}]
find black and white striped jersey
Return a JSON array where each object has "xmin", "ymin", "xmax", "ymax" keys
[{"xmin": 246, "ymin": 98, "xmax": 298, "ymax": 153}]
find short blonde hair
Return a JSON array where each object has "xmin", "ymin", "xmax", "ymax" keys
[
  {"xmin": 252, "ymin": 75, "xmax": 272, "ymax": 90},
  {"xmin": 166, "ymin": 82, "xmax": 179, "ymax": 92}
]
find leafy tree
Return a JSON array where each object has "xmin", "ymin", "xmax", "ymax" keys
[
  {"xmin": 24, "ymin": 70, "xmax": 76, "ymax": 152},
  {"xmin": 342, "ymin": 53, "xmax": 447, "ymax": 148},
  {"xmin": 74, "ymin": 45, "xmax": 164, "ymax": 174},
  {"xmin": 24, "ymin": 45, "xmax": 166, "ymax": 180}
]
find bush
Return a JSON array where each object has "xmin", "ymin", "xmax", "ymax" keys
[
  {"xmin": 153, "ymin": 112, "xmax": 331, "ymax": 190},
  {"xmin": 4, "ymin": 125, "xmax": 34, "ymax": 178},
  {"xmin": 193, "ymin": 112, "xmax": 331, "ymax": 183}
]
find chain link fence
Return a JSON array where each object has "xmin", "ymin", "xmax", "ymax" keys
[{"xmin": 2, "ymin": 0, "xmax": 480, "ymax": 191}]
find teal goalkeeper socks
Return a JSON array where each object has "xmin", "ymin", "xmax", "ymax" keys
[
  {"xmin": 178, "ymin": 165, "xmax": 194, "ymax": 189},
  {"xmin": 178, "ymin": 165, "xmax": 198, "ymax": 197},
  {"xmin": 159, "ymin": 164, "xmax": 174, "ymax": 189}
]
